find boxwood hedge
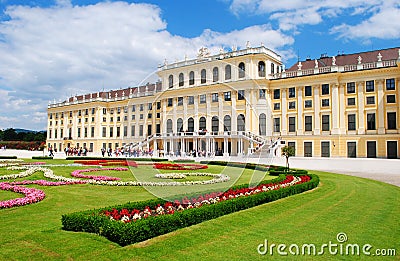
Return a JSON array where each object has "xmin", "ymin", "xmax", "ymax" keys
[{"xmin": 61, "ymin": 169, "xmax": 319, "ymax": 246}]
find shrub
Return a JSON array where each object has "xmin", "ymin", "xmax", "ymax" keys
[
  {"xmin": 199, "ymin": 160, "xmax": 270, "ymax": 172},
  {"xmin": 32, "ymin": 156, "xmax": 53, "ymax": 160},
  {"xmin": 269, "ymin": 169, "xmax": 308, "ymax": 176},
  {"xmin": 62, "ymin": 169, "xmax": 319, "ymax": 246},
  {"xmin": 0, "ymin": 156, "xmax": 18, "ymax": 159}
]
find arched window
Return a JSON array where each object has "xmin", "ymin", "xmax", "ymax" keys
[
  {"xmin": 237, "ymin": 114, "xmax": 245, "ymax": 131},
  {"xmin": 213, "ymin": 67, "xmax": 219, "ymax": 82},
  {"xmin": 259, "ymin": 113, "xmax": 266, "ymax": 135},
  {"xmin": 225, "ymin": 65, "xmax": 231, "ymax": 80},
  {"xmin": 238, "ymin": 62, "xmax": 245, "ymax": 78},
  {"xmin": 166, "ymin": 119, "xmax": 173, "ymax": 133},
  {"xmin": 201, "ymin": 69, "xmax": 206, "ymax": 84},
  {"xmin": 179, "ymin": 73, "xmax": 184, "ymax": 87},
  {"xmin": 188, "ymin": 117, "xmax": 194, "ymax": 132},
  {"xmin": 212, "ymin": 116, "xmax": 219, "ymax": 132},
  {"xmin": 189, "ymin": 71, "xmax": 195, "ymax": 85},
  {"xmin": 199, "ymin": 116, "xmax": 206, "ymax": 130},
  {"xmin": 258, "ymin": 61, "xmax": 266, "ymax": 77},
  {"xmin": 177, "ymin": 118, "xmax": 183, "ymax": 132},
  {"xmin": 168, "ymin": 75, "xmax": 173, "ymax": 88},
  {"xmin": 271, "ymin": 63, "xmax": 275, "ymax": 74},
  {"xmin": 224, "ymin": 115, "xmax": 231, "ymax": 131}
]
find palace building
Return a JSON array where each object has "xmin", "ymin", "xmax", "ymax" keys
[{"xmin": 47, "ymin": 45, "xmax": 400, "ymax": 158}]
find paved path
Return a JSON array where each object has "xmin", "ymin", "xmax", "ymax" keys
[{"xmin": 1, "ymin": 149, "xmax": 399, "ymax": 187}]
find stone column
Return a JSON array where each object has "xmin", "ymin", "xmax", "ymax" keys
[
  {"xmin": 297, "ymin": 86, "xmax": 303, "ymax": 135},
  {"xmin": 313, "ymin": 85, "xmax": 320, "ymax": 135},
  {"xmin": 281, "ymin": 88, "xmax": 287, "ymax": 135},
  {"xmin": 376, "ymin": 79, "xmax": 385, "ymax": 134},
  {"xmin": 331, "ymin": 83, "xmax": 340, "ymax": 134},
  {"xmin": 357, "ymin": 81, "xmax": 365, "ymax": 134}
]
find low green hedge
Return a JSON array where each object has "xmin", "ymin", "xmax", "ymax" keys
[
  {"xmin": 62, "ymin": 171, "xmax": 319, "ymax": 246},
  {"xmin": 173, "ymin": 159, "xmax": 196, "ymax": 163},
  {"xmin": 32, "ymin": 156, "xmax": 53, "ymax": 160},
  {"xmin": 199, "ymin": 160, "xmax": 270, "ymax": 171},
  {"xmin": 0, "ymin": 156, "xmax": 18, "ymax": 159},
  {"xmin": 269, "ymin": 169, "xmax": 308, "ymax": 176}
]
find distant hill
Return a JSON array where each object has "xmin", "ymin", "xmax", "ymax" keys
[{"xmin": 14, "ymin": 129, "xmax": 46, "ymax": 134}]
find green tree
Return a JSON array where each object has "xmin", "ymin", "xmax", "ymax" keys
[
  {"xmin": 281, "ymin": 145, "xmax": 295, "ymax": 171},
  {"xmin": 3, "ymin": 128, "xmax": 17, "ymax": 141}
]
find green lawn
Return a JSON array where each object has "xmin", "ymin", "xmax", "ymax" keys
[{"xmin": 0, "ymin": 160, "xmax": 398, "ymax": 260}]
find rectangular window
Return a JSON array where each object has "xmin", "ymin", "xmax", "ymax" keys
[
  {"xmin": 322, "ymin": 115, "xmax": 330, "ymax": 131},
  {"xmin": 139, "ymin": 104, "xmax": 144, "ymax": 111},
  {"xmin": 347, "ymin": 82, "xmax": 356, "ymax": 94},
  {"xmin": 140, "ymin": 114, "xmax": 143, "ymax": 120},
  {"xmin": 91, "ymin": 108, "xmax": 95, "ymax": 114},
  {"xmin": 259, "ymin": 89, "xmax": 266, "ymax": 99},
  {"xmin": 322, "ymin": 99, "xmax": 330, "ymax": 107},
  {"xmin": 124, "ymin": 106, "xmax": 128, "ymax": 113},
  {"xmin": 117, "ymin": 107, "xmax": 121, "ymax": 114},
  {"xmin": 288, "ymin": 142, "xmax": 295, "ymax": 153},
  {"xmin": 305, "ymin": 116, "xmax": 312, "ymax": 131},
  {"xmin": 131, "ymin": 125, "xmax": 135, "ymax": 136},
  {"xmin": 123, "ymin": 126, "xmax": 128, "ymax": 137},
  {"xmin": 200, "ymin": 94, "xmax": 206, "ymax": 104},
  {"xmin": 224, "ymin": 91, "xmax": 231, "ymax": 101},
  {"xmin": 148, "ymin": 113, "xmax": 152, "ymax": 119},
  {"xmin": 366, "ymin": 96, "xmax": 375, "ymax": 105},
  {"xmin": 157, "ymin": 102, "xmax": 161, "ymax": 110},
  {"xmin": 132, "ymin": 105, "xmax": 136, "ymax": 112},
  {"xmin": 188, "ymin": 96, "xmax": 194, "ymax": 105},
  {"xmin": 131, "ymin": 115, "xmax": 135, "ymax": 120},
  {"xmin": 347, "ymin": 97, "xmax": 356, "ymax": 106},
  {"xmin": 238, "ymin": 90, "xmax": 245, "ymax": 100},
  {"xmin": 321, "ymin": 141, "xmax": 330, "ymax": 157},
  {"xmin": 288, "ymin": 117, "xmax": 296, "ymax": 132},
  {"xmin": 288, "ymin": 101, "xmax": 296, "ymax": 109},
  {"xmin": 212, "ymin": 93, "xmax": 219, "ymax": 102},
  {"xmin": 387, "ymin": 112, "xmax": 397, "ymax": 130},
  {"xmin": 139, "ymin": 125, "xmax": 143, "ymax": 136},
  {"xmin": 102, "ymin": 127, "xmax": 106, "ymax": 137},
  {"xmin": 367, "ymin": 141, "xmax": 376, "ymax": 158},
  {"xmin": 109, "ymin": 127, "xmax": 113, "ymax": 137},
  {"xmin": 148, "ymin": 103, "xmax": 152, "ymax": 110},
  {"xmin": 321, "ymin": 84, "xmax": 330, "ymax": 95},
  {"xmin": 304, "ymin": 100, "xmax": 312, "ymax": 108},
  {"xmin": 366, "ymin": 80, "xmax": 374, "ymax": 92},
  {"xmin": 386, "ymin": 78, "xmax": 395, "ymax": 90},
  {"xmin": 304, "ymin": 142, "xmax": 312, "ymax": 157},
  {"xmin": 85, "ymin": 109, "xmax": 89, "ymax": 116},
  {"xmin": 273, "ymin": 89, "xmax": 280, "ymax": 99},
  {"xmin": 367, "ymin": 113, "xmax": 376, "ymax": 130},
  {"xmin": 288, "ymin": 87, "xmax": 296, "ymax": 98},
  {"xmin": 348, "ymin": 114, "xmax": 356, "ymax": 130},
  {"xmin": 305, "ymin": 86, "xmax": 312, "ymax": 96},
  {"xmin": 273, "ymin": 103, "xmax": 280, "ymax": 110},
  {"xmin": 178, "ymin": 97, "xmax": 183, "ymax": 106},
  {"xmin": 156, "ymin": 112, "xmax": 160, "ymax": 118},
  {"xmin": 347, "ymin": 142, "xmax": 356, "ymax": 158},
  {"xmin": 273, "ymin": 118, "xmax": 280, "ymax": 132},
  {"xmin": 77, "ymin": 128, "xmax": 80, "ymax": 138},
  {"xmin": 91, "ymin": 127, "xmax": 94, "ymax": 138},
  {"xmin": 167, "ymin": 98, "xmax": 173, "ymax": 107},
  {"xmin": 387, "ymin": 95, "xmax": 396, "ymax": 103}
]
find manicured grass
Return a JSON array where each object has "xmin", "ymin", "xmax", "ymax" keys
[{"xmin": 0, "ymin": 161, "xmax": 399, "ymax": 260}]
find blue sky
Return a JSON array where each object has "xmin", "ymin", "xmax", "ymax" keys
[{"xmin": 0, "ymin": 0, "xmax": 399, "ymax": 130}]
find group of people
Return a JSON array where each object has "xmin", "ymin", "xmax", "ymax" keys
[
  {"xmin": 64, "ymin": 147, "xmax": 88, "ymax": 156},
  {"xmin": 101, "ymin": 147, "xmax": 153, "ymax": 158}
]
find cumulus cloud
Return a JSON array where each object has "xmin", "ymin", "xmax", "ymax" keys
[
  {"xmin": 228, "ymin": 0, "xmax": 399, "ymax": 40},
  {"xmin": 0, "ymin": 1, "xmax": 292, "ymax": 130}
]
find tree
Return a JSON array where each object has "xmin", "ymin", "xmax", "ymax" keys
[{"xmin": 281, "ymin": 145, "xmax": 295, "ymax": 171}]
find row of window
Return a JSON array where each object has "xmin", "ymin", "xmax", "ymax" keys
[
  {"xmin": 168, "ymin": 61, "xmax": 279, "ymax": 88},
  {"xmin": 287, "ymin": 140, "xmax": 398, "ymax": 158},
  {"xmin": 272, "ymin": 112, "xmax": 397, "ymax": 133},
  {"xmin": 272, "ymin": 79, "xmax": 396, "ymax": 100}
]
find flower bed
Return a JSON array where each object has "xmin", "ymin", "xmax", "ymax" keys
[
  {"xmin": 153, "ymin": 163, "xmax": 208, "ymax": 170},
  {"xmin": 62, "ymin": 170, "xmax": 319, "ymax": 246},
  {"xmin": 74, "ymin": 160, "xmax": 138, "ymax": 167},
  {"xmin": 0, "ymin": 182, "xmax": 45, "ymax": 209},
  {"xmin": 70, "ymin": 168, "xmax": 127, "ymax": 181}
]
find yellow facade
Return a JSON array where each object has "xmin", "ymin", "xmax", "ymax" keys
[{"xmin": 47, "ymin": 46, "xmax": 400, "ymax": 158}]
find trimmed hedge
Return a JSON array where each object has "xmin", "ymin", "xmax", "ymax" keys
[
  {"xmin": 62, "ymin": 171, "xmax": 319, "ymax": 246},
  {"xmin": 0, "ymin": 156, "xmax": 18, "ymax": 159},
  {"xmin": 199, "ymin": 160, "xmax": 270, "ymax": 172},
  {"xmin": 32, "ymin": 156, "xmax": 53, "ymax": 160},
  {"xmin": 172, "ymin": 159, "xmax": 196, "ymax": 163},
  {"xmin": 66, "ymin": 157, "xmax": 168, "ymax": 162},
  {"xmin": 269, "ymin": 168, "xmax": 308, "ymax": 176}
]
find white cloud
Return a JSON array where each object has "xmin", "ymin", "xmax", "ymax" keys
[
  {"xmin": 227, "ymin": 0, "xmax": 400, "ymax": 41},
  {"xmin": 0, "ymin": 1, "xmax": 293, "ymax": 130}
]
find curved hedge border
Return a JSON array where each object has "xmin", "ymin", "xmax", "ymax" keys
[
  {"xmin": 61, "ymin": 169, "xmax": 319, "ymax": 246},
  {"xmin": 0, "ymin": 156, "xmax": 18, "ymax": 159},
  {"xmin": 269, "ymin": 168, "xmax": 308, "ymax": 176},
  {"xmin": 199, "ymin": 160, "xmax": 271, "ymax": 172}
]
